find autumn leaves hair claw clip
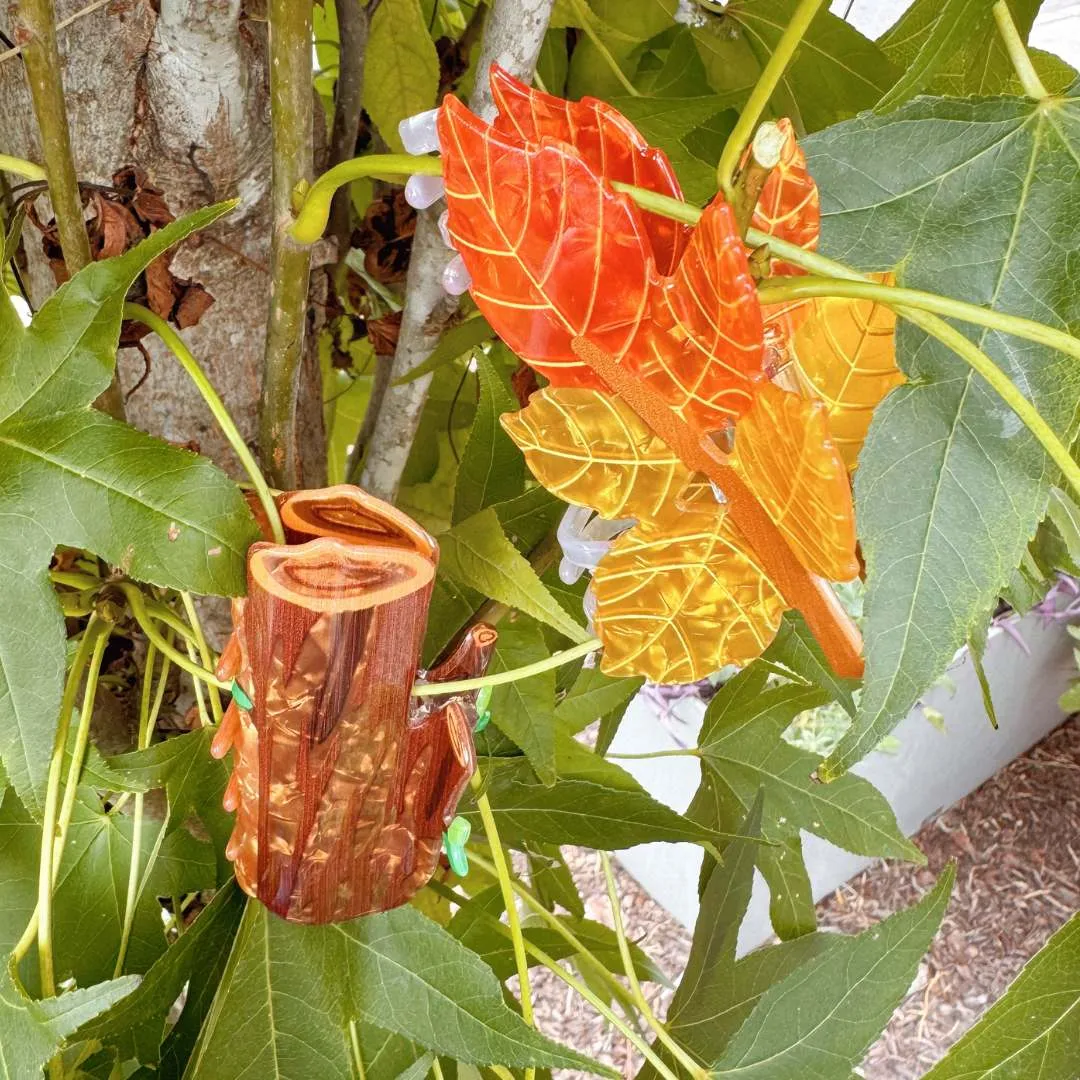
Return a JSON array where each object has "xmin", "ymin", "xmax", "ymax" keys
[
  {"xmin": 435, "ymin": 66, "xmax": 873, "ymax": 685},
  {"xmin": 213, "ymin": 485, "xmax": 495, "ymax": 924}
]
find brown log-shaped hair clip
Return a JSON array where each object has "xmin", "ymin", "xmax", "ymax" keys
[{"xmin": 212, "ymin": 485, "xmax": 496, "ymax": 923}]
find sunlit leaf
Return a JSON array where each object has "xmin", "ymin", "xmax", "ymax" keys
[
  {"xmin": 593, "ymin": 503, "xmax": 784, "ymax": 683},
  {"xmin": 501, "ymin": 387, "xmax": 690, "ymax": 521},
  {"xmin": 789, "ymin": 272, "xmax": 902, "ymax": 472},
  {"xmin": 730, "ymin": 381, "xmax": 858, "ymax": 582}
]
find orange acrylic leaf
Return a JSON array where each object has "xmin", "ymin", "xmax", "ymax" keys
[
  {"xmin": 500, "ymin": 387, "xmax": 691, "ymax": 522},
  {"xmin": 790, "ymin": 273, "xmax": 902, "ymax": 472},
  {"xmin": 751, "ymin": 118, "xmax": 820, "ymax": 276},
  {"xmin": 439, "ymin": 86, "xmax": 766, "ymax": 431},
  {"xmin": 592, "ymin": 503, "xmax": 784, "ymax": 684},
  {"xmin": 489, "ymin": 65, "xmax": 690, "ymax": 274},
  {"xmin": 730, "ymin": 381, "xmax": 858, "ymax": 582}
]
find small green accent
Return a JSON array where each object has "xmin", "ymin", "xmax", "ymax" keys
[
  {"xmin": 475, "ymin": 684, "xmax": 492, "ymax": 714},
  {"xmin": 231, "ymin": 679, "xmax": 254, "ymax": 711},
  {"xmin": 474, "ymin": 710, "xmax": 491, "ymax": 734},
  {"xmin": 442, "ymin": 815, "xmax": 471, "ymax": 877}
]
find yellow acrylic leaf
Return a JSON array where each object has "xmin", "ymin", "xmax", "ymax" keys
[
  {"xmin": 730, "ymin": 381, "xmax": 859, "ymax": 583},
  {"xmin": 791, "ymin": 272, "xmax": 903, "ymax": 471},
  {"xmin": 592, "ymin": 505, "xmax": 785, "ymax": 683},
  {"xmin": 500, "ymin": 387, "xmax": 691, "ymax": 521}
]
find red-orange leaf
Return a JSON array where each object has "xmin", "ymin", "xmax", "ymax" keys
[
  {"xmin": 440, "ymin": 93, "xmax": 765, "ymax": 430},
  {"xmin": 489, "ymin": 66, "xmax": 690, "ymax": 274},
  {"xmin": 729, "ymin": 381, "xmax": 858, "ymax": 582}
]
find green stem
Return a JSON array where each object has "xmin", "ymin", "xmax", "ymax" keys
[
  {"xmin": 260, "ymin": 0, "xmax": 315, "ymax": 488},
  {"xmin": 715, "ymin": 0, "xmax": 828, "ymax": 198},
  {"xmin": 181, "ymin": 591, "xmax": 223, "ymax": 724},
  {"xmin": 291, "ymin": 154, "xmax": 443, "ymax": 245},
  {"xmin": 118, "ymin": 583, "xmax": 232, "ymax": 693},
  {"xmin": 13, "ymin": 0, "xmax": 91, "ymax": 274},
  {"xmin": 123, "ymin": 303, "xmax": 285, "ymax": 545},
  {"xmin": 412, "ymin": 639, "xmax": 601, "ymax": 697},
  {"xmin": 610, "ymin": 181, "xmax": 701, "ymax": 225},
  {"xmin": 601, "ymin": 854, "xmax": 706, "ymax": 1080},
  {"xmin": 471, "ymin": 779, "xmax": 535, "ymax": 1037},
  {"xmin": 568, "ymin": 0, "xmax": 640, "ymax": 97},
  {"xmin": 35, "ymin": 616, "xmax": 103, "ymax": 994},
  {"xmin": 0, "ymin": 154, "xmax": 46, "ymax": 182},
  {"xmin": 115, "ymin": 642, "xmax": 172, "ymax": 977},
  {"xmin": 348, "ymin": 1019, "xmax": 365, "ymax": 1080},
  {"xmin": 756, "ymin": 275, "xmax": 1080, "ymax": 502},
  {"xmin": 993, "ymin": 1, "xmax": 1048, "ymax": 99},
  {"xmin": 605, "ymin": 748, "xmax": 701, "ymax": 761}
]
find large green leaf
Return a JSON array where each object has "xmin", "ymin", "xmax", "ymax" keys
[
  {"xmin": 923, "ymin": 911, "xmax": 1080, "ymax": 1079},
  {"xmin": 711, "ymin": 866, "xmax": 954, "ymax": 1076},
  {"xmin": 690, "ymin": 666, "xmax": 919, "ymax": 861},
  {"xmin": 465, "ymin": 735, "xmax": 729, "ymax": 850},
  {"xmin": 363, "ymin": 0, "xmax": 439, "ymax": 152},
  {"xmin": 0, "ymin": 205, "xmax": 256, "ymax": 819},
  {"xmin": 453, "ymin": 349, "xmax": 524, "ymax": 524},
  {"xmin": 439, "ymin": 507, "xmax": 590, "ymax": 644},
  {"xmin": 691, "ymin": 0, "xmax": 899, "ymax": 134},
  {"xmin": 806, "ymin": 91, "xmax": 1080, "ymax": 778},
  {"xmin": 76, "ymin": 880, "xmax": 245, "ymax": 1069},
  {"xmin": 186, "ymin": 902, "xmax": 610, "ymax": 1078},
  {"xmin": 487, "ymin": 620, "xmax": 557, "ymax": 785},
  {"xmin": 0, "ymin": 963, "xmax": 138, "ymax": 1080},
  {"xmin": 878, "ymin": 0, "xmax": 1073, "ymax": 98}
]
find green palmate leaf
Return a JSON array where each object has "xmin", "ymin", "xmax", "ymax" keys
[
  {"xmin": 487, "ymin": 619, "xmax": 557, "ymax": 785},
  {"xmin": 712, "ymin": 866, "xmax": 954, "ymax": 1077},
  {"xmin": 875, "ymin": 0, "xmax": 994, "ymax": 110},
  {"xmin": 764, "ymin": 612, "xmax": 858, "ymax": 718},
  {"xmin": 553, "ymin": 667, "xmax": 643, "ymax": 735},
  {"xmin": 453, "ymin": 349, "xmax": 524, "ymax": 524},
  {"xmin": 690, "ymin": 666, "xmax": 919, "ymax": 861},
  {"xmin": 756, "ymin": 833, "xmax": 816, "ymax": 941},
  {"xmin": 187, "ymin": 901, "xmax": 610, "ymax": 1078},
  {"xmin": 392, "ymin": 315, "xmax": 494, "ymax": 386},
  {"xmin": 439, "ymin": 507, "xmax": 590, "ymax": 644},
  {"xmin": 1, "ymin": 787, "xmax": 217, "ymax": 993},
  {"xmin": 0, "ymin": 962, "xmax": 138, "ymax": 1080},
  {"xmin": 878, "ymin": 0, "xmax": 1072, "ymax": 97},
  {"xmin": 76, "ymin": 881, "xmax": 245, "ymax": 1070},
  {"xmin": 364, "ymin": 0, "xmax": 439, "ymax": 152},
  {"xmin": 806, "ymin": 91, "xmax": 1080, "ymax": 779},
  {"xmin": 0, "ymin": 205, "xmax": 256, "ymax": 819},
  {"xmin": 465, "ymin": 735, "xmax": 727, "ymax": 850},
  {"xmin": 922, "ymin": 910, "xmax": 1080, "ymax": 1079},
  {"xmin": 691, "ymin": 0, "xmax": 899, "ymax": 134},
  {"xmin": 526, "ymin": 843, "xmax": 585, "ymax": 919}
]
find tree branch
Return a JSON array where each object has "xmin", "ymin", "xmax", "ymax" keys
[
  {"xmin": 258, "ymin": 0, "xmax": 315, "ymax": 487},
  {"xmin": 358, "ymin": 0, "xmax": 555, "ymax": 501}
]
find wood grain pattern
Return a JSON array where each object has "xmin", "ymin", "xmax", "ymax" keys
[{"xmin": 213, "ymin": 485, "xmax": 495, "ymax": 923}]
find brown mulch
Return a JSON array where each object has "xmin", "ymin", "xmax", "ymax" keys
[{"xmin": 529, "ymin": 716, "xmax": 1080, "ymax": 1078}]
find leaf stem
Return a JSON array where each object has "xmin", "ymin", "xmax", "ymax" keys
[
  {"xmin": 114, "ymin": 641, "xmax": 172, "ymax": 976},
  {"xmin": 118, "ymin": 583, "xmax": 232, "ymax": 694},
  {"xmin": 290, "ymin": 154, "xmax": 443, "ymax": 245},
  {"xmin": 412, "ymin": 639, "xmax": 602, "ymax": 697},
  {"xmin": 470, "ymin": 778, "xmax": 535, "ymax": 1040},
  {"xmin": 181, "ymin": 591, "xmax": 223, "ymax": 724},
  {"xmin": 260, "ymin": 0, "xmax": 316, "ymax": 488},
  {"xmin": 0, "ymin": 154, "xmax": 46, "ymax": 182},
  {"xmin": 604, "ymin": 748, "xmax": 701, "ymax": 761},
  {"xmin": 123, "ymin": 303, "xmax": 285, "ymax": 545},
  {"xmin": 755, "ymin": 274, "xmax": 1080, "ymax": 502},
  {"xmin": 715, "ymin": 0, "xmax": 828, "ymax": 198},
  {"xmin": 35, "ymin": 616, "xmax": 105, "ymax": 994},
  {"xmin": 993, "ymin": 1, "xmax": 1048, "ymax": 99},
  {"xmin": 601, "ymin": 854, "xmax": 706, "ymax": 1080}
]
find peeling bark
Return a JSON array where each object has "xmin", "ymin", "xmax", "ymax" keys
[{"xmin": 358, "ymin": 0, "xmax": 555, "ymax": 502}]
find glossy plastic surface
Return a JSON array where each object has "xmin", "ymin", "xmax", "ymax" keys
[{"xmin": 213, "ymin": 485, "xmax": 495, "ymax": 923}]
